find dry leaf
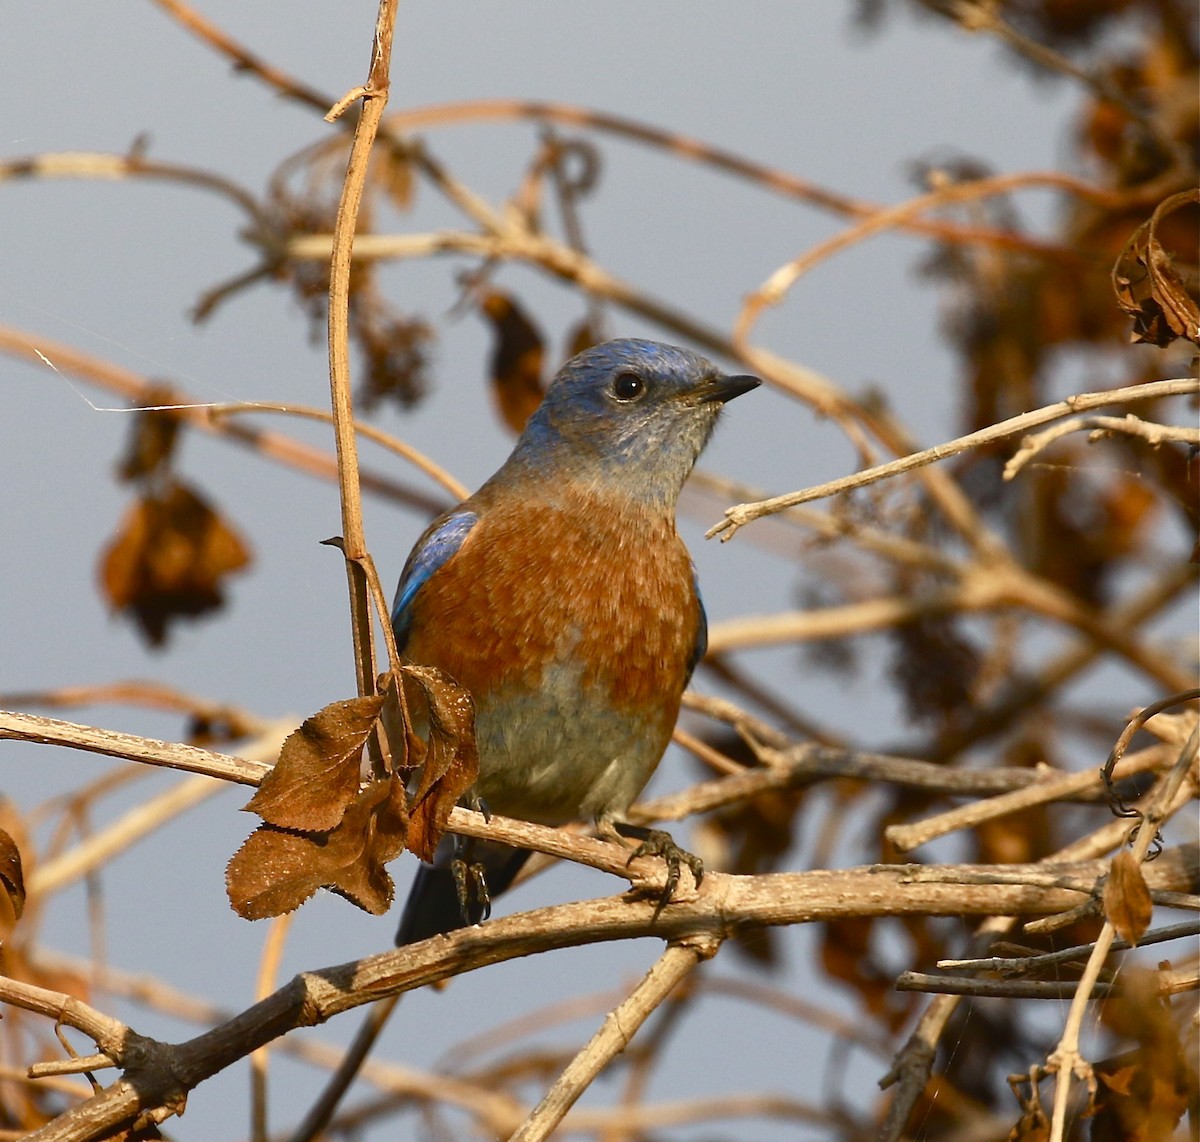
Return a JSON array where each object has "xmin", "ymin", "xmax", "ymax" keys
[
  {"xmin": 245, "ymin": 694, "xmax": 386, "ymax": 833},
  {"xmin": 1102, "ymin": 849, "xmax": 1153, "ymax": 946},
  {"xmin": 480, "ymin": 289, "xmax": 546, "ymax": 434},
  {"xmin": 375, "ymin": 137, "xmax": 415, "ymax": 212},
  {"xmin": 1007, "ymin": 1098, "xmax": 1049, "ymax": 1142},
  {"xmin": 227, "ymin": 776, "xmax": 408, "ymax": 919},
  {"xmin": 820, "ymin": 916, "xmax": 905, "ymax": 1029},
  {"xmin": 888, "ymin": 611, "xmax": 981, "ymax": 724},
  {"xmin": 115, "ymin": 383, "xmax": 182, "ymax": 482},
  {"xmin": 99, "ymin": 478, "xmax": 251, "ymax": 646},
  {"xmin": 0, "ymin": 827, "xmax": 26, "ymax": 943},
  {"xmin": 1111, "ymin": 189, "xmax": 1200, "ymax": 347},
  {"xmin": 1090, "ymin": 1047, "xmax": 1191, "ymax": 1142},
  {"xmin": 353, "ymin": 307, "xmax": 432, "ymax": 412},
  {"xmin": 402, "ymin": 664, "xmax": 479, "ymax": 862}
]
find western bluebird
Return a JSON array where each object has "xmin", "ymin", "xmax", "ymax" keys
[{"xmin": 393, "ymin": 338, "xmax": 758, "ymax": 943}]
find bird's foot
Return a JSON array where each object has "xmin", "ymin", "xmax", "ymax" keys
[
  {"xmin": 611, "ymin": 822, "xmax": 704, "ymax": 919},
  {"xmin": 464, "ymin": 792, "xmax": 492, "ymax": 822},
  {"xmin": 450, "ymin": 856, "xmax": 492, "ymax": 925}
]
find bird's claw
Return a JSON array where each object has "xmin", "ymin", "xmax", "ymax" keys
[
  {"xmin": 451, "ymin": 856, "xmax": 491, "ymax": 925},
  {"xmin": 615, "ymin": 824, "xmax": 704, "ymax": 919}
]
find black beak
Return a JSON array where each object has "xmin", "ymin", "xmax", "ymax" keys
[{"xmin": 700, "ymin": 374, "xmax": 761, "ymax": 404}]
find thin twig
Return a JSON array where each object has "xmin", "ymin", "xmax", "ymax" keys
[
  {"xmin": 896, "ymin": 974, "xmax": 1123, "ymax": 1000},
  {"xmin": 0, "ymin": 710, "xmax": 278, "ymax": 786},
  {"xmin": 708, "ymin": 376, "xmax": 1198, "ymax": 539},
  {"xmin": 885, "ymin": 744, "xmax": 1170, "ymax": 854},
  {"xmin": 1004, "ymin": 413, "xmax": 1200, "ymax": 479},
  {"xmin": 732, "ymin": 169, "xmax": 1144, "ymax": 349},
  {"xmin": 389, "ymin": 99, "xmax": 1148, "ymax": 230},
  {"xmin": 0, "ymin": 152, "xmax": 269, "ymax": 232},
  {"xmin": 324, "ymin": 0, "xmax": 399, "ymax": 701},
  {"xmin": 1046, "ymin": 723, "xmax": 1200, "ymax": 1141},
  {"xmin": 939, "ymin": 919, "xmax": 1200, "ymax": 976},
  {"xmin": 0, "ymin": 325, "xmax": 447, "ymax": 515},
  {"xmin": 250, "ymin": 914, "xmax": 293, "ymax": 1142},
  {"xmin": 507, "ymin": 938, "xmax": 719, "ymax": 1142},
  {"xmin": 206, "ymin": 401, "xmax": 468, "ymax": 499}
]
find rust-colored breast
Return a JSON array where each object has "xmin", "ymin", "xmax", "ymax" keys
[{"xmin": 401, "ymin": 496, "xmax": 700, "ymax": 724}]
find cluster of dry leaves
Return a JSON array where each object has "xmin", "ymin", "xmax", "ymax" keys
[
  {"xmin": 0, "ymin": 0, "xmax": 1197, "ymax": 1140},
  {"xmin": 226, "ymin": 670, "xmax": 476, "ymax": 921}
]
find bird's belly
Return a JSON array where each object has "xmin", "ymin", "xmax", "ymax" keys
[{"xmin": 471, "ymin": 669, "xmax": 672, "ymax": 825}]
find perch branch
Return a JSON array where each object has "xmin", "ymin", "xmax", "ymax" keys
[{"xmin": 15, "ymin": 845, "xmax": 1196, "ymax": 1142}]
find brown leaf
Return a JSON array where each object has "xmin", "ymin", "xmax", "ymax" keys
[
  {"xmin": 402, "ymin": 664, "xmax": 479, "ymax": 862},
  {"xmin": 99, "ymin": 478, "xmax": 251, "ymax": 646},
  {"xmin": 353, "ymin": 306, "xmax": 432, "ymax": 412},
  {"xmin": 480, "ymin": 289, "xmax": 546, "ymax": 433},
  {"xmin": 1111, "ymin": 189, "xmax": 1200, "ymax": 347},
  {"xmin": 888, "ymin": 611, "xmax": 981, "ymax": 725},
  {"xmin": 1090, "ymin": 1048, "xmax": 1190, "ymax": 1142},
  {"xmin": 245, "ymin": 694, "xmax": 386, "ymax": 832},
  {"xmin": 115, "ymin": 383, "xmax": 182, "ymax": 482},
  {"xmin": 375, "ymin": 137, "xmax": 415, "ymax": 212},
  {"xmin": 0, "ymin": 827, "xmax": 26, "ymax": 943},
  {"xmin": 820, "ymin": 916, "xmax": 906, "ymax": 1029},
  {"xmin": 1007, "ymin": 1097, "xmax": 1049, "ymax": 1142},
  {"xmin": 227, "ymin": 776, "xmax": 408, "ymax": 919},
  {"xmin": 1102, "ymin": 849, "xmax": 1153, "ymax": 946}
]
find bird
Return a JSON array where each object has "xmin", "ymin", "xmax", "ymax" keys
[{"xmin": 392, "ymin": 337, "xmax": 759, "ymax": 944}]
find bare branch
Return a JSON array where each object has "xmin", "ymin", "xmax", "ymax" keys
[
  {"xmin": 15, "ymin": 844, "xmax": 1196, "ymax": 1141},
  {"xmin": 0, "ymin": 325, "xmax": 448, "ymax": 515},
  {"xmin": 1046, "ymin": 722, "xmax": 1199, "ymax": 1142},
  {"xmin": 1004, "ymin": 412, "xmax": 1200, "ymax": 479},
  {"xmin": 708, "ymin": 377, "xmax": 1198, "ymax": 540},
  {"xmin": 0, "ymin": 709, "xmax": 277, "ymax": 786},
  {"xmin": 509, "ymin": 938, "xmax": 717, "ymax": 1141},
  {"xmin": 884, "ymin": 743, "xmax": 1172, "ymax": 853}
]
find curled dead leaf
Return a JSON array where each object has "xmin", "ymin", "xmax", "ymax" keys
[
  {"xmin": 0, "ymin": 827, "xmax": 26, "ymax": 943},
  {"xmin": 1102, "ymin": 848, "xmax": 1153, "ymax": 946},
  {"xmin": 1111, "ymin": 189, "xmax": 1200, "ymax": 347},
  {"xmin": 401, "ymin": 664, "xmax": 479, "ymax": 862},
  {"xmin": 99, "ymin": 478, "xmax": 251, "ymax": 646},
  {"xmin": 480, "ymin": 289, "xmax": 546, "ymax": 434},
  {"xmin": 245, "ymin": 694, "xmax": 386, "ymax": 833}
]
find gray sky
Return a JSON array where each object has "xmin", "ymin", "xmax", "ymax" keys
[{"xmin": 2, "ymin": 3, "xmax": 1097, "ymax": 1138}]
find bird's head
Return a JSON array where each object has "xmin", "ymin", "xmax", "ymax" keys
[{"xmin": 505, "ymin": 339, "xmax": 759, "ymax": 507}]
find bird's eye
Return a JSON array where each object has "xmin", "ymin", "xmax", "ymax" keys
[{"xmin": 612, "ymin": 373, "xmax": 646, "ymax": 401}]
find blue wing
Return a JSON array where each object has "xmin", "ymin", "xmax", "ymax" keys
[
  {"xmin": 687, "ymin": 567, "xmax": 708, "ymax": 681},
  {"xmin": 391, "ymin": 511, "xmax": 478, "ymax": 650}
]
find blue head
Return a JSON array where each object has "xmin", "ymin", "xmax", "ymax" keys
[{"xmin": 498, "ymin": 339, "xmax": 759, "ymax": 507}]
